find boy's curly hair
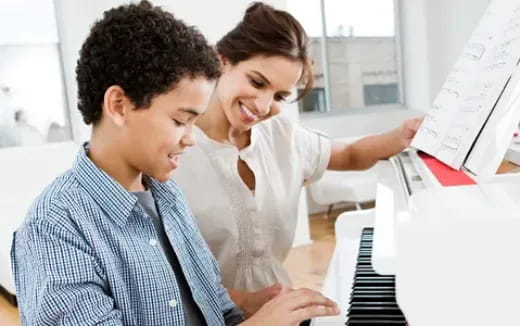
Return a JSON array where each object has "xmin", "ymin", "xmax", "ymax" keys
[{"xmin": 76, "ymin": 0, "xmax": 220, "ymax": 125}]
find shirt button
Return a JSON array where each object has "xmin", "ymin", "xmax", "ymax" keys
[
  {"xmin": 169, "ymin": 299, "xmax": 178, "ymax": 308},
  {"xmin": 149, "ymin": 239, "xmax": 158, "ymax": 247}
]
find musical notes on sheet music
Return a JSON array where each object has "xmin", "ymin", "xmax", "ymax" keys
[
  {"xmin": 440, "ymin": 87, "xmax": 460, "ymax": 99},
  {"xmin": 463, "ymin": 42, "xmax": 486, "ymax": 61},
  {"xmin": 411, "ymin": 0, "xmax": 520, "ymax": 169}
]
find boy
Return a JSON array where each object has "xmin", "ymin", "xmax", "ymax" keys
[{"xmin": 11, "ymin": 1, "xmax": 338, "ymax": 325}]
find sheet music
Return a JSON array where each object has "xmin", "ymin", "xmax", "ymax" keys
[
  {"xmin": 464, "ymin": 64, "xmax": 520, "ymax": 177},
  {"xmin": 411, "ymin": 0, "xmax": 520, "ymax": 169}
]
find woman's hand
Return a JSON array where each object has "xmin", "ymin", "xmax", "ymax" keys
[
  {"xmin": 229, "ymin": 284, "xmax": 282, "ymax": 317},
  {"xmin": 329, "ymin": 116, "xmax": 424, "ymax": 170},
  {"xmin": 240, "ymin": 286, "xmax": 340, "ymax": 326},
  {"xmin": 396, "ymin": 117, "xmax": 423, "ymax": 148}
]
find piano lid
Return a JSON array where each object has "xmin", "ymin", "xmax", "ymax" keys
[
  {"xmin": 371, "ymin": 150, "xmax": 519, "ymax": 276},
  {"xmin": 396, "ymin": 177, "xmax": 520, "ymax": 326}
]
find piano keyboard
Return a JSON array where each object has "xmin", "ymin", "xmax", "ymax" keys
[
  {"xmin": 346, "ymin": 228, "xmax": 407, "ymax": 325},
  {"xmin": 395, "ymin": 150, "xmax": 426, "ymax": 196}
]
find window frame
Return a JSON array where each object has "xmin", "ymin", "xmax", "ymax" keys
[
  {"xmin": 0, "ymin": 0, "xmax": 72, "ymax": 149},
  {"xmin": 298, "ymin": 0, "xmax": 406, "ymax": 115}
]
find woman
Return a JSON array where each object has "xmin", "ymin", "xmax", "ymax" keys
[{"xmin": 173, "ymin": 2, "xmax": 421, "ymax": 316}]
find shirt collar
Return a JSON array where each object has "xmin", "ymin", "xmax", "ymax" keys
[
  {"xmin": 194, "ymin": 124, "xmax": 259, "ymax": 155},
  {"xmin": 72, "ymin": 143, "xmax": 178, "ymax": 227},
  {"xmin": 143, "ymin": 174, "xmax": 179, "ymax": 207}
]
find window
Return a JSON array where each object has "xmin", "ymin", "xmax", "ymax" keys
[
  {"xmin": 299, "ymin": 87, "xmax": 326, "ymax": 113},
  {"xmin": 364, "ymin": 83, "xmax": 399, "ymax": 106},
  {"xmin": 0, "ymin": 0, "xmax": 71, "ymax": 149},
  {"xmin": 287, "ymin": 0, "xmax": 402, "ymax": 113}
]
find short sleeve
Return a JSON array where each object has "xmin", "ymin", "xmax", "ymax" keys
[{"xmin": 293, "ymin": 123, "xmax": 332, "ymax": 184}]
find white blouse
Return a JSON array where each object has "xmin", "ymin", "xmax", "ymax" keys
[{"xmin": 173, "ymin": 116, "xmax": 331, "ymax": 291}]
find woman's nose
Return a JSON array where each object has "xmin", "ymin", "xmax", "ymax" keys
[
  {"xmin": 255, "ymin": 94, "xmax": 273, "ymax": 116},
  {"xmin": 181, "ymin": 128, "xmax": 195, "ymax": 147}
]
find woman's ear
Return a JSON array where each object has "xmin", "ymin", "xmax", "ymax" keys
[
  {"xmin": 218, "ymin": 54, "xmax": 231, "ymax": 72},
  {"xmin": 218, "ymin": 54, "xmax": 227, "ymax": 65},
  {"xmin": 102, "ymin": 85, "xmax": 133, "ymax": 127}
]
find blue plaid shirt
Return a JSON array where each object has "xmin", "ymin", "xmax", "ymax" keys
[{"xmin": 11, "ymin": 145, "xmax": 239, "ymax": 325}]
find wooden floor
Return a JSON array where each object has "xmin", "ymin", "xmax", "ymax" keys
[
  {"xmin": 0, "ymin": 294, "xmax": 19, "ymax": 326},
  {"xmin": 284, "ymin": 203, "xmax": 374, "ymax": 291},
  {"xmin": 283, "ymin": 211, "xmax": 338, "ymax": 291}
]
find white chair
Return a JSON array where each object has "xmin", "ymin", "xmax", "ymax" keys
[
  {"xmin": 307, "ymin": 136, "xmax": 377, "ymax": 217},
  {"xmin": 0, "ymin": 142, "xmax": 79, "ymax": 294},
  {"xmin": 308, "ymin": 168, "xmax": 377, "ymax": 217}
]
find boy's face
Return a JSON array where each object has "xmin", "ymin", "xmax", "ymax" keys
[{"xmin": 122, "ymin": 77, "xmax": 214, "ymax": 182}]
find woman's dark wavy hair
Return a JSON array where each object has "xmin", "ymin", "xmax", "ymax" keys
[
  {"xmin": 216, "ymin": 2, "xmax": 313, "ymax": 101},
  {"xmin": 76, "ymin": 0, "xmax": 221, "ymax": 125}
]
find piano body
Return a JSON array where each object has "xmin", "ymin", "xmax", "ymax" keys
[{"xmin": 312, "ymin": 150, "xmax": 520, "ymax": 326}]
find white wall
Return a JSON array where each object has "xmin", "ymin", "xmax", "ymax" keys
[
  {"xmin": 399, "ymin": 0, "xmax": 431, "ymax": 112},
  {"xmin": 54, "ymin": 0, "xmax": 126, "ymax": 143},
  {"xmin": 153, "ymin": 0, "xmax": 286, "ymax": 44},
  {"xmin": 424, "ymin": 0, "xmax": 489, "ymax": 100},
  {"xmin": 0, "ymin": 0, "xmax": 59, "ymax": 45},
  {"xmin": 399, "ymin": 0, "xmax": 489, "ymax": 113}
]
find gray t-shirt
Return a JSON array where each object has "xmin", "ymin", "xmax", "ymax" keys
[{"xmin": 133, "ymin": 190, "xmax": 244, "ymax": 326}]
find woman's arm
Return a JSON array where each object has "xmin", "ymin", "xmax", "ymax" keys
[{"xmin": 327, "ymin": 117, "xmax": 423, "ymax": 171}]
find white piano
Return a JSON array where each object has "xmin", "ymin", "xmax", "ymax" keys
[{"xmin": 313, "ymin": 150, "xmax": 520, "ymax": 326}]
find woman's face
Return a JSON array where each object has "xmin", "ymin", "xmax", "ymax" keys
[{"xmin": 215, "ymin": 55, "xmax": 303, "ymax": 131}]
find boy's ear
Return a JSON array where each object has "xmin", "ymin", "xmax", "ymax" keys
[{"xmin": 102, "ymin": 85, "xmax": 133, "ymax": 127}]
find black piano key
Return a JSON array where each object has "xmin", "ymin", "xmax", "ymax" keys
[
  {"xmin": 351, "ymin": 294, "xmax": 397, "ymax": 300},
  {"xmin": 350, "ymin": 295, "xmax": 397, "ymax": 303},
  {"xmin": 351, "ymin": 289, "xmax": 395, "ymax": 297},
  {"xmin": 355, "ymin": 276, "xmax": 395, "ymax": 280},
  {"xmin": 345, "ymin": 227, "xmax": 406, "ymax": 326},
  {"xmin": 353, "ymin": 282, "xmax": 395, "ymax": 287},
  {"xmin": 348, "ymin": 314, "xmax": 405, "ymax": 320},
  {"xmin": 354, "ymin": 273, "xmax": 379, "ymax": 278},
  {"xmin": 348, "ymin": 305, "xmax": 403, "ymax": 314},
  {"xmin": 355, "ymin": 267, "xmax": 376, "ymax": 271},
  {"xmin": 349, "ymin": 304, "xmax": 401, "ymax": 310},
  {"xmin": 352, "ymin": 286, "xmax": 395, "ymax": 290},
  {"xmin": 347, "ymin": 320, "xmax": 406, "ymax": 325}
]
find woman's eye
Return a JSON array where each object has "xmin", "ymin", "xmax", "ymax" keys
[
  {"xmin": 173, "ymin": 119, "xmax": 186, "ymax": 126},
  {"xmin": 275, "ymin": 94, "xmax": 287, "ymax": 102},
  {"xmin": 250, "ymin": 78, "xmax": 264, "ymax": 88}
]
